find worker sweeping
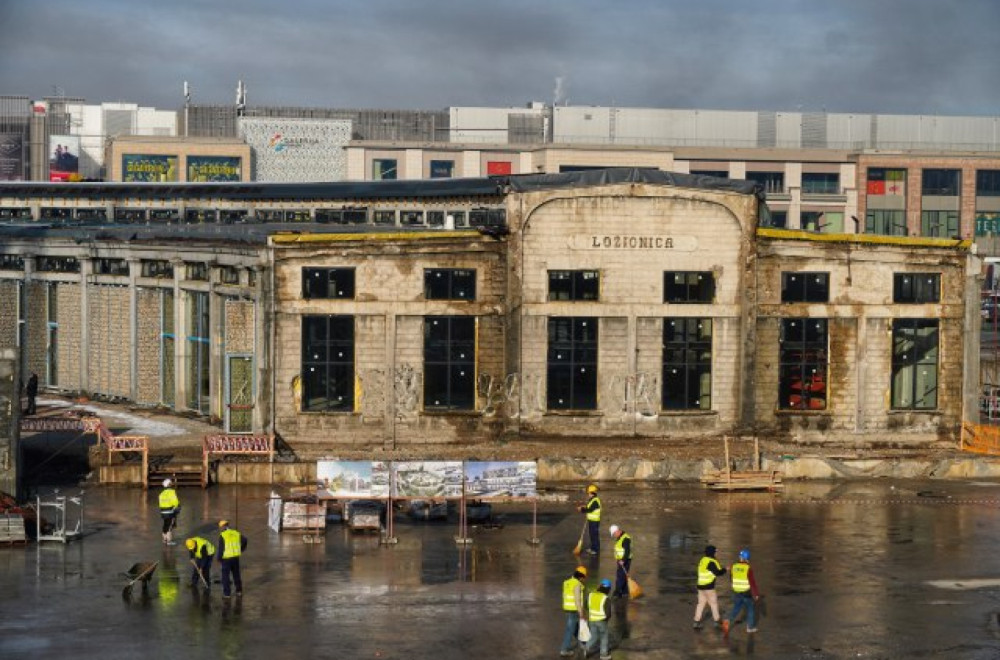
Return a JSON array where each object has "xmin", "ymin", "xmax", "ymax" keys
[
  {"xmin": 585, "ymin": 578, "xmax": 613, "ymax": 660},
  {"xmin": 185, "ymin": 535, "xmax": 215, "ymax": 592},
  {"xmin": 609, "ymin": 524, "xmax": 633, "ymax": 598},
  {"xmin": 578, "ymin": 484, "xmax": 602, "ymax": 555},
  {"xmin": 693, "ymin": 544, "xmax": 727, "ymax": 629},
  {"xmin": 559, "ymin": 565, "xmax": 588, "ymax": 657},
  {"xmin": 721, "ymin": 548, "xmax": 761, "ymax": 635},
  {"xmin": 158, "ymin": 479, "xmax": 180, "ymax": 545},
  {"xmin": 216, "ymin": 520, "xmax": 248, "ymax": 599}
]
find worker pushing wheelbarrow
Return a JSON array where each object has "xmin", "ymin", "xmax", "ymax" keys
[{"xmin": 122, "ymin": 561, "xmax": 158, "ymax": 599}]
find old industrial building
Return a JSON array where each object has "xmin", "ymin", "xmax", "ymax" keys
[{"xmin": 0, "ymin": 170, "xmax": 979, "ymax": 449}]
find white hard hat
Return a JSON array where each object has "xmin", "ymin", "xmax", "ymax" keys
[
  {"xmin": 163, "ymin": 478, "xmax": 172, "ymax": 488},
  {"xmin": 609, "ymin": 524, "xmax": 620, "ymax": 537}
]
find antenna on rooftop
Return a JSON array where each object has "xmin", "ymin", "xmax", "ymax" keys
[{"xmin": 236, "ymin": 80, "xmax": 247, "ymax": 117}]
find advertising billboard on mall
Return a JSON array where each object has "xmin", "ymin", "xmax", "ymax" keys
[
  {"xmin": 239, "ymin": 117, "xmax": 350, "ymax": 182},
  {"xmin": 122, "ymin": 154, "xmax": 178, "ymax": 182},
  {"xmin": 187, "ymin": 155, "xmax": 242, "ymax": 182},
  {"xmin": 0, "ymin": 133, "xmax": 24, "ymax": 181},
  {"xmin": 49, "ymin": 135, "xmax": 80, "ymax": 181}
]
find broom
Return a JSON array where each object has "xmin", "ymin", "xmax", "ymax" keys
[
  {"xmin": 625, "ymin": 568, "xmax": 643, "ymax": 599},
  {"xmin": 572, "ymin": 519, "xmax": 588, "ymax": 555}
]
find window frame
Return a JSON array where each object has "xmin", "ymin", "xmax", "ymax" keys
[
  {"xmin": 301, "ymin": 315, "xmax": 355, "ymax": 413},
  {"xmin": 778, "ymin": 318, "xmax": 828, "ymax": 411},
  {"xmin": 548, "ymin": 270, "xmax": 600, "ymax": 302},
  {"xmin": 891, "ymin": 319, "xmax": 939, "ymax": 410},
  {"xmin": 893, "ymin": 273, "xmax": 941, "ymax": 304},
  {"xmin": 663, "ymin": 271, "xmax": 715, "ymax": 304},
  {"xmin": 302, "ymin": 267, "xmax": 356, "ymax": 300},
  {"xmin": 661, "ymin": 317, "xmax": 712, "ymax": 411},
  {"xmin": 547, "ymin": 317, "xmax": 598, "ymax": 411},
  {"xmin": 781, "ymin": 272, "xmax": 829, "ymax": 303},
  {"xmin": 423, "ymin": 315, "xmax": 476, "ymax": 411},
  {"xmin": 424, "ymin": 268, "xmax": 477, "ymax": 301}
]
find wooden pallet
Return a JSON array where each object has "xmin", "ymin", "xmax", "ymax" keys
[{"xmin": 701, "ymin": 436, "xmax": 784, "ymax": 491}]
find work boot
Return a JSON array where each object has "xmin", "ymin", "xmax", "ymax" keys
[
  {"xmin": 747, "ymin": 627, "xmax": 758, "ymax": 633},
  {"xmin": 693, "ymin": 620, "xmax": 702, "ymax": 629}
]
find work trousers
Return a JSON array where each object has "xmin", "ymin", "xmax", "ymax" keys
[
  {"xmin": 560, "ymin": 611, "xmax": 580, "ymax": 653},
  {"xmin": 728, "ymin": 591, "xmax": 757, "ymax": 630},
  {"xmin": 694, "ymin": 588, "xmax": 720, "ymax": 622},
  {"xmin": 614, "ymin": 559, "xmax": 631, "ymax": 598},
  {"xmin": 220, "ymin": 557, "xmax": 242, "ymax": 597},
  {"xmin": 585, "ymin": 619, "xmax": 610, "ymax": 658},
  {"xmin": 587, "ymin": 520, "xmax": 600, "ymax": 554}
]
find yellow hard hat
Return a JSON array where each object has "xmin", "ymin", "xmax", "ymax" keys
[
  {"xmin": 218, "ymin": 520, "xmax": 229, "ymax": 528},
  {"xmin": 185, "ymin": 538, "xmax": 196, "ymax": 551},
  {"xmin": 576, "ymin": 565, "xmax": 588, "ymax": 577},
  {"xmin": 587, "ymin": 484, "xmax": 598, "ymax": 494}
]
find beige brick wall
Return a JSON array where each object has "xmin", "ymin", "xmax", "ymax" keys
[
  {"xmin": 87, "ymin": 285, "xmax": 131, "ymax": 398},
  {"xmin": 224, "ymin": 299, "xmax": 255, "ymax": 354},
  {"xmin": 136, "ymin": 288, "xmax": 162, "ymax": 404},
  {"xmin": 0, "ymin": 281, "xmax": 18, "ymax": 351},
  {"xmin": 25, "ymin": 282, "xmax": 47, "ymax": 386},
  {"xmin": 55, "ymin": 283, "xmax": 81, "ymax": 391}
]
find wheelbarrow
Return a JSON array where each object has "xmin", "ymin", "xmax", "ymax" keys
[{"xmin": 122, "ymin": 561, "xmax": 158, "ymax": 598}]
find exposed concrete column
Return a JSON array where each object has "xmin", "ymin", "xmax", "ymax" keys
[
  {"xmin": 127, "ymin": 258, "xmax": 140, "ymax": 402},
  {"xmin": 171, "ymin": 259, "xmax": 184, "ymax": 412},
  {"xmin": 627, "ymin": 314, "xmax": 637, "ymax": 435},
  {"xmin": 460, "ymin": 150, "xmax": 481, "ymax": 178},
  {"xmin": 403, "ymin": 149, "xmax": 423, "ymax": 180},
  {"xmin": 209, "ymin": 273, "xmax": 223, "ymax": 426},
  {"xmin": 79, "ymin": 259, "xmax": 91, "ymax": 394},
  {"xmin": 855, "ymin": 311, "xmax": 866, "ymax": 433}
]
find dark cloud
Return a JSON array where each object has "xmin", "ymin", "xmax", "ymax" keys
[{"xmin": 1, "ymin": 0, "xmax": 999, "ymax": 115}]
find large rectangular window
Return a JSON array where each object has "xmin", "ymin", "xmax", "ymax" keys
[
  {"xmin": 662, "ymin": 318, "xmax": 712, "ymax": 410},
  {"xmin": 547, "ymin": 317, "xmax": 598, "ymax": 410},
  {"xmin": 429, "ymin": 160, "xmax": 454, "ymax": 178},
  {"xmin": 891, "ymin": 319, "xmax": 938, "ymax": 410},
  {"xmin": 867, "ymin": 168, "xmax": 907, "ymax": 196},
  {"xmin": 372, "ymin": 159, "xmax": 397, "ymax": 180},
  {"xmin": 425, "ymin": 269, "xmax": 476, "ymax": 300},
  {"xmin": 801, "ymin": 173, "xmax": 840, "ymax": 195},
  {"xmin": 302, "ymin": 268, "xmax": 355, "ymax": 300},
  {"xmin": 893, "ymin": 273, "xmax": 941, "ymax": 304},
  {"xmin": 185, "ymin": 291, "xmax": 210, "ymax": 414},
  {"xmin": 922, "ymin": 169, "xmax": 960, "ymax": 196},
  {"xmin": 548, "ymin": 270, "xmax": 599, "ymax": 301},
  {"xmin": 865, "ymin": 209, "xmax": 907, "ymax": 236},
  {"xmin": 976, "ymin": 170, "xmax": 1000, "ymax": 196},
  {"xmin": 746, "ymin": 171, "xmax": 784, "ymax": 194},
  {"xmin": 424, "ymin": 316, "xmax": 475, "ymax": 411},
  {"xmin": 779, "ymin": 318, "xmax": 828, "ymax": 411},
  {"xmin": 664, "ymin": 272, "xmax": 715, "ymax": 303},
  {"xmin": 302, "ymin": 315, "xmax": 355, "ymax": 412},
  {"xmin": 781, "ymin": 272, "xmax": 829, "ymax": 303},
  {"xmin": 920, "ymin": 210, "xmax": 959, "ymax": 237}
]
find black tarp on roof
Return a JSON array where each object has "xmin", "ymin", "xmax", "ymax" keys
[{"xmin": 505, "ymin": 167, "xmax": 763, "ymax": 198}]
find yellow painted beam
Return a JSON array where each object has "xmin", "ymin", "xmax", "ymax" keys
[{"xmin": 757, "ymin": 227, "xmax": 971, "ymax": 250}]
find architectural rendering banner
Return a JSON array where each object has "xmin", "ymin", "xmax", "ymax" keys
[
  {"xmin": 0, "ymin": 133, "xmax": 23, "ymax": 181},
  {"xmin": 465, "ymin": 462, "xmax": 537, "ymax": 498},
  {"xmin": 122, "ymin": 154, "xmax": 178, "ymax": 182},
  {"xmin": 312, "ymin": 460, "xmax": 538, "ymax": 499},
  {"xmin": 187, "ymin": 155, "xmax": 241, "ymax": 182},
  {"xmin": 317, "ymin": 461, "xmax": 374, "ymax": 498},
  {"xmin": 393, "ymin": 461, "xmax": 463, "ymax": 498}
]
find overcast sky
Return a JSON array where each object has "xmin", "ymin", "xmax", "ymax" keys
[{"xmin": 2, "ymin": 0, "xmax": 1000, "ymax": 116}]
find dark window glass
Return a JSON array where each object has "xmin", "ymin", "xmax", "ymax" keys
[
  {"xmin": 302, "ymin": 315, "xmax": 355, "ymax": 412},
  {"xmin": 184, "ymin": 209, "xmax": 217, "ymax": 224},
  {"xmin": 141, "ymin": 260, "xmax": 173, "ymax": 278},
  {"xmin": 891, "ymin": 319, "xmax": 938, "ymax": 410},
  {"xmin": 0, "ymin": 254, "xmax": 24, "ymax": 270},
  {"xmin": 0, "ymin": 208, "xmax": 32, "ymax": 221},
  {"xmin": 662, "ymin": 318, "xmax": 712, "ymax": 410},
  {"xmin": 186, "ymin": 262, "xmax": 208, "ymax": 281},
  {"xmin": 922, "ymin": 169, "xmax": 960, "ymax": 196},
  {"xmin": 779, "ymin": 318, "xmax": 828, "ymax": 410},
  {"xmin": 150, "ymin": 209, "xmax": 178, "ymax": 222},
  {"xmin": 764, "ymin": 209, "xmax": 787, "ymax": 228},
  {"xmin": 920, "ymin": 211, "xmax": 959, "ymax": 237},
  {"xmin": 37, "ymin": 256, "xmax": 80, "ymax": 273},
  {"xmin": 219, "ymin": 266, "xmax": 240, "ymax": 285},
  {"xmin": 302, "ymin": 268, "xmax": 355, "ymax": 300},
  {"xmin": 94, "ymin": 258, "xmax": 128, "ymax": 276},
  {"xmin": 781, "ymin": 272, "xmax": 829, "ymax": 303},
  {"xmin": 114, "ymin": 208, "xmax": 146, "ymax": 223},
  {"xmin": 76, "ymin": 208, "xmax": 108, "ymax": 222},
  {"xmin": 423, "ymin": 316, "xmax": 475, "ymax": 410},
  {"xmin": 373, "ymin": 210, "xmax": 395, "ymax": 225},
  {"xmin": 343, "ymin": 208, "xmax": 368, "ymax": 224},
  {"xmin": 373, "ymin": 159, "xmax": 397, "ymax": 180},
  {"xmin": 400, "ymin": 210, "xmax": 424, "ymax": 226},
  {"xmin": 866, "ymin": 209, "xmax": 908, "ymax": 236},
  {"xmin": 427, "ymin": 211, "xmax": 445, "ymax": 227},
  {"xmin": 801, "ymin": 172, "xmax": 840, "ymax": 195},
  {"xmin": 425, "ymin": 269, "xmax": 476, "ymax": 301},
  {"xmin": 219, "ymin": 210, "xmax": 247, "ymax": 223},
  {"xmin": 690, "ymin": 170, "xmax": 728, "ymax": 178},
  {"xmin": 315, "ymin": 209, "xmax": 344, "ymax": 224},
  {"xmin": 429, "ymin": 160, "xmax": 454, "ymax": 178},
  {"xmin": 548, "ymin": 270, "xmax": 600, "ymax": 302},
  {"xmin": 663, "ymin": 272, "xmax": 714, "ymax": 303},
  {"xmin": 976, "ymin": 170, "xmax": 1000, "ymax": 197},
  {"xmin": 547, "ymin": 317, "xmax": 598, "ymax": 410},
  {"xmin": 745, "ymin": 171, "xmax": 784, "ymax": 194},
  {"xmin": 893, "ymin": 273, "xmax": 941, "ymax": 304}
]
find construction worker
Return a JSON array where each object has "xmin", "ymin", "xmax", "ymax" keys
[
  {"xmin": 721, "ymin": 548, "xmax": 761, "ymax": 635},
  {"xmin": 578, "ymin": 484, "xmax": 602, "ymax": 555},
  {"xmin": 158, "ymin": 478, "xmax": 180, "ymax": 545},
  {"xmin": 185, "ymin": 535, "xmax": 215, "ymax": 592},
  {"xmin": 693, "ymin": 544, "xmax": 727, "ymax": 628},
  {"xmin": 559, "ymin": 565, "xmax": 588, "ymax": 657},
  {"xmin": 216, "ymin": 520, "xmax": 248, "ymax": 599},
  {"xmin": 585, "ymin": 578, "xmax": 613, "ymax": 660},
  {"xmin": 609, "ymin": 524, "xmax": 632, "ymax": 598}
]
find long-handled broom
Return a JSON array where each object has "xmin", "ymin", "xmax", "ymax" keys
[{"xmin": 572, "ymin": 519, "xmax": 588, "ymax": 555}]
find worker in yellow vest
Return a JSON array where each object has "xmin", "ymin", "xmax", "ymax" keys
[
  {"xmin": 216, "ymin": 520, "xmax": 248, "ymax": 599},
  {"xmin": 559, "ymin": 565, "xmax": 588, "ymax": 657},
  {"xmin": 158, "ymin": 478, "xmax": 180, "ymax": 545},
  {"xmin": 693, "ymin": 544, "xmax": 727, "ymax": 628},
  {"xmin": 578, "ymin": 484, "xmax": 602, "ymax": 555},
  {"xmin": 584, "ymin": 578, "xmax": 613, "ymax": 660},
  {"xmin": 185, "ymin": 536, "xmax": 215, "ymax": 592},
  {"xmin": 609, "ymin": 524, "xmax": 632, "ymax": 598},
  {"xmin": 721, "ymin": 548, "xmax": 761, "ymax": 635}
]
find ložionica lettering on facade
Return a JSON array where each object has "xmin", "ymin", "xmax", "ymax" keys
[{"xmin": 570, "ymin": 234, "xmax": 698, "ymax": 251}]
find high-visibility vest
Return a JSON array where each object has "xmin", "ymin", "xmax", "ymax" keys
[
  {"xmin": 586, "ymin": 496, "xmax": 602, "ymax": 522},
  {"xmin": 588, "ymin": 591, "xmax": 608, "ymax": 621},
  {"xmin": 159, "ymin": 488, "xmax": 179, "ymax": 512},
  {"xmin": 614, "ymin": 533, "xmax": 631, "ymax": 560},
  {"xmin": 562, "ymin": 577, "xmax": 581, "ymax": 612},
  {"xmin": 698, "ymin": 556, "xmax": 721, "ymax": 586},
  {"xmin": 731, "ymin": 562, "xmax": 750, "ymax": 593},
  {"xmin": 190, "ymin": 536, "xmax": 215, "ymax": 557},
  {"xmin": 220, "ymin": 528, "xmax": 242, "ymax": 559}
]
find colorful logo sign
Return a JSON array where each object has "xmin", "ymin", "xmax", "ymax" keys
[{"xmin": 268, "ymin": 133, "xmax": 286, "ymax": 153}]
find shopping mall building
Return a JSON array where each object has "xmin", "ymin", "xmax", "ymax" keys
[{"xmin": 0, "ymin": 169, "xmax": 979, "ymax": 449}]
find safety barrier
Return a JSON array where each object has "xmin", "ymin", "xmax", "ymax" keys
[
  {"xmin": 201, "ymin": 434, "xmax": 274, "ymax": 488},
  {"xmin": 960, "ymin": 421, "xmax": 1000, "ymax": 455}
]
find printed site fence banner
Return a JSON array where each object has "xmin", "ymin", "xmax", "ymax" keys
[{"xmin": 315, "ymin": 460, "xmax": 538, "ymax": 499}]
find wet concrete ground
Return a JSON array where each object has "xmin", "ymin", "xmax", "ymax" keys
[{"xmin": 2, "ymin": 480, "xmax": 1000, "ymax": 659}]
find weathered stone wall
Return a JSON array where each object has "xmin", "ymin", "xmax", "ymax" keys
[
  {"xmin": 0, "ymin": 281, "xmax": 18, "ymax": 352},
  {"xmin": 24, "ymin": 282, "xmax": 47, "ymax": 387},
  {"xmin": 87, "ymin": 284, "xmax": 131, "ymax": 398},
  {"xmin": 136, "ymin": 287, "xmax": 162, "ymax": 404},
  {"xmin": 55, "ymin": 283, "xmax": 81, "ymax": 391}
]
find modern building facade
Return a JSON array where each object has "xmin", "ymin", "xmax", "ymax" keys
[{"xmin": 0, "ymin": 171, "xmax": 979, "ymax": 449}]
